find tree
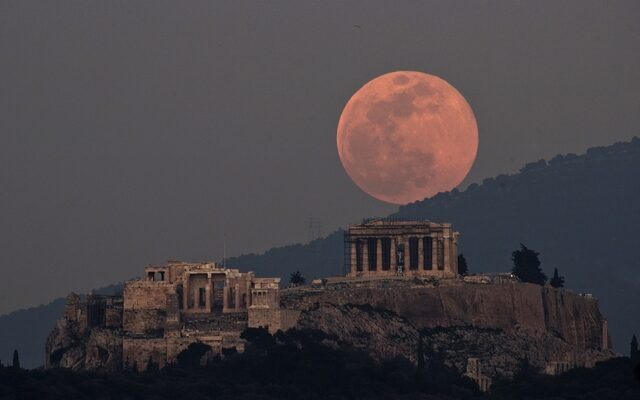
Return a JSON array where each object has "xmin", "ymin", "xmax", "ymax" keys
[
  {"xmin": 513, "ymin": 357, "xmax": 539, "ymax": 382},
  {"xmin": 549, "ymin": 268, "xmax": 565, "ymax": 288},
  {"xmin": 511, "ymin": 244, "xmax": 547, "ymax": 285},
  {"xmin": 416, "ymin": 332, "xmax": 425, "ymax": 374},
  {"xmin": 289, "ymin": 270, "xmax": 306, "ymax": 286},
  {"xmin": 631, "ymin": 334, "xmax": 639, "ymax": 360},
  {"xmin": 146, "ymin": 355, "xmax": 159, "ymax": 372},
  {"xmin": 457, "ymin": 254, "xmax": 469, "ymax": 276},
  {"xmin": 177, "ymin": 342, "xmax": 213, "ymax": 367},
  {"xmin": 12, "ymin": 350, "xmax": 20, "ymax": 369}
]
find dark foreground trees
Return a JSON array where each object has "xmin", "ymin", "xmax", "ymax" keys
[{"xmin": 1, "ymin": 329, "xmax": 639, "ymax": 400}]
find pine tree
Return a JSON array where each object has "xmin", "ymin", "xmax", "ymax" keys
[
  {"xmin": 511, "ymin": 244, "xmax": 547, "ymax": 285},
  {"xmin": 631, "ymin": 334, "xmax": 639, "ymax": 360},
  {"xmin": 289, "ymin": 271, "xmax": 306, "ymax": 287},
  {"xmin": 457, "ymin": 254, "xmax": 469, "ymax": 276},
  {"xmin": 549, "ymin": 268, "xmax": 565, "ymax": 288},
  {"xmin": 12, "ymin": 350, "xmax": 20, "ymax": 369}
]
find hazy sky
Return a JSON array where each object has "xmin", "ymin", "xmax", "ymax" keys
[{"xmin": 1, "ymin": 1, "xmax": 639, "ymax": 314}]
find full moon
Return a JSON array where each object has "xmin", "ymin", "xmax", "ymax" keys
[{"xmin": 337, "ymin": 71, "xmax": 478, "ymax": 205}]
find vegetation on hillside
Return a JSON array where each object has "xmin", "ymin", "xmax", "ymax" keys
[
  {"xmin": 1, "ymin": 328, "xmax": 639, "ymax": 400},
  {"xmin": 3, "ymin": 138, "xmax": 640, "ymax": 368}
]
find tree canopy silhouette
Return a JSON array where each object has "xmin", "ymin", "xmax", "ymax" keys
[
  {"xmin": 289, "ymin": 270, "xmax": 306, "ymax": 286},
  {"xmin": 176, "ymin": 342, "xmax": 212, "ymax": 367},
  {"xmin": 511, "ymin": 244, "xmax": 547, "ymax": 285}
]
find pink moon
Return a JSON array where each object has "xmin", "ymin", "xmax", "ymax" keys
[{"xmin": 337, "ymin": 71, "xmax": 479, "ymax": 205}]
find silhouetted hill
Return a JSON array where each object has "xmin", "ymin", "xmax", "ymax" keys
[
  {"xmin": 230, "ymin": 137, "xmax": 640, "ymax": 352},
  {"xmin": 3, "ymin": 138, "xmax": 640, "ymax": 368}
]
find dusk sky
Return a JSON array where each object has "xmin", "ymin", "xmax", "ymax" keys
[{"xmin": 1, "ymin": 1, "xmax": 639, "ymax": 314}]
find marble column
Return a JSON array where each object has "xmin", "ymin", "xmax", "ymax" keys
[
  {"xmin": 431, "ymin": 236, "xmax": 438, "ymax": 271},
  {"xmin": 235, "ymin": 283, "xmax": 241, "ymax": 311},
  {"xmin": 452, "ymin": 233, "xmax": 459, "ymax": 274},
  {"xmin": 350, "ymin": 241, "xmax": 357, "ymax": 275},
  {"xmin": 205, "ymin": 280, "xmax": 212, "ymax": 311},
  {"xmin": 443, "ymin": 236, "xmax": 451, "ymax": 273},
  {"xmin": 376, "ymin": 237, "xmax": 382, "ymax": 272},
  {"xmin": 418, "ymin": 236, "xmax": 424, "ymax": 271},
  {"xmin": 223, "ymin": 286, "xmax": 230, "ymax": 313},
  {"xmin": 390, "ymin": 238, "xmax": 397, "ymax": 272},
  {"xmin": 362, "ymin": 239, "xmax": 369, "ymax": 273}
]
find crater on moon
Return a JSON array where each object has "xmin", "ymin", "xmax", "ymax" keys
[{"xmin": 337, "ymin": 71, "xmax": 479, "ymax": 205}]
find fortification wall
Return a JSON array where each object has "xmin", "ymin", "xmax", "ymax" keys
[
  {"xmin": 248, "ymin": 308, "xmax": 301, "ymax": 334},
  {"xmin": 123, "ymin": 338, "xmax": 167, "ymax": 370}
]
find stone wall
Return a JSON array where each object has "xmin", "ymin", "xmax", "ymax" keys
[
  {"xmin": 123, "ymin": 281, "xmax": 177, "ymax": 369},
  {"xmin": 123, "ymin": 338, "xmax": 167, "ymax": 370},
  {"xmin": 248, "ymin": 308, "xmax": 301, "ymax": 334},
  {"xmin": 124, "ymin": 281, "xmax": 176, "ymax": 310}
]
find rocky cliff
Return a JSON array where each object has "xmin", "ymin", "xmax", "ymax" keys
[
  {"xmin": 46, "ymin": 319, "xmax": 122, "ymax": 371},
  {"xmin": 282, "ymin": 277, "xmax": 614, "ymax": 379},
  {"xmin": 45, "ymin": 277, "xmax": 614, "ymax": 380}
]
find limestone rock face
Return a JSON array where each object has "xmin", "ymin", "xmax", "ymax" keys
[
  {"xmin": 45, "ymin": 318, "xmax": 122, "ymax": 371},
  {"xmin": 45, "ymin": 278, "xmax": 613, "ymax": 380},
  {"xmin": 282, "ymin": 279, "xmax": 614, "ymax": 380}
]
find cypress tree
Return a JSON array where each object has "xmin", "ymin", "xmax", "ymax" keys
[
  {"xmin": 12, "ymin": 350, "xmax": 20, "ymax": 369},
  {"xmin": 457, "ymin": 254, "xmax": 469, "ymax": 276},
  {"xmin": 549, "ymin": 268, "xmax": 565, "ymax": 288},
  {"xmin": 631, "ymin": 334, "xmax": 639, "ymax": 360}
]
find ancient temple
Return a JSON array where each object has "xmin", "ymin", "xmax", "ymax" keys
[
  {"xmin": 345, "ymin": 219, "xmax": 459, "ymax": 278},
  {"xmin": 123, "ymin": 261, "xmax": 293, "ymax": 369}
]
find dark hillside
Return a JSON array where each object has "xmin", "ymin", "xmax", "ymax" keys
[
  {"xmin": 392, "ymin": 138, "xmax": 640, "ymax": 351},
  {"xmin": 231, "ymin": 137, "xmax": 640, "ymax": 350},
  {"xmin": 3, "ymin": 138, "xmax": 639, "ymax": 367}
]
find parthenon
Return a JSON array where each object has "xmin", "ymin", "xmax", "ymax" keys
[{"xmin": 345, "ymin": 219, "xmax": 459, "ymax": 278}]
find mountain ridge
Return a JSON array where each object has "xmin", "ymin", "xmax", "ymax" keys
[{"xmin": 2, "ymin": 137, "xmax": 639, "ymax": 368}]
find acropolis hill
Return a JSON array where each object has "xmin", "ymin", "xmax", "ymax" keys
[{"xmin": 45, "ymin": 220, "xmax": 614, "ymax": 383}]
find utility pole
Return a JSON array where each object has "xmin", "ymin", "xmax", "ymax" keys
[{"xmin": 223, "ymin": 234, "xmax": 227, "ymax": 268}]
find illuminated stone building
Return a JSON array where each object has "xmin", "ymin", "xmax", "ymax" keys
[
  {"xmin": 345, "ymin": 219, "xmax": 459, "ymax": 278},
  {"xmin": 121, "ymin": 261, "xmax": 293, "ymax": 369}
]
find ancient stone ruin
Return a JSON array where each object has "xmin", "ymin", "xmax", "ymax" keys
[
  {"xmin": 345, "ymin": 219, "xmax": 459, "ymax": 278},
  {"xmin": 47, "ymin": 260, "xmax": 298, "ymax": 370},
  {"xmin": 46, "ymin": 219, "xmax": 615, "ymax": 387}
]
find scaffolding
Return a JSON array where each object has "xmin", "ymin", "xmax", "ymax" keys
[{"xmin": 342, "ymin": 217, "xmax": 454, "ymax": 277}]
